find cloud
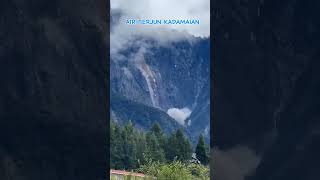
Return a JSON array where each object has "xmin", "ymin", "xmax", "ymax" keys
[
  {"xmin": 110, "ymin": 0, "xmax": 210, "ymax": 55},
  {"xmin": 167, "ymin": 107, "xmax": 192, "ymax": 125},
  {"xmin": 111, "ymin": 0, "xmax": 209, "ymax": 37}
]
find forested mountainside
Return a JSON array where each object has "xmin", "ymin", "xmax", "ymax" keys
[
  {"xmin": 0, "ymin": 0, "xmax": 108, "ymax": 179},
  {"xmin": 212, "ymin": 0, "xmax": 320, "ymax": 180},
  {"xmin": 110, "ymin": 36, "xmax": 210, "ymax": 144}
]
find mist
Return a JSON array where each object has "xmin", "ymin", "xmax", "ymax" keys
[
  {"xmin": 167, "ymin": 107, "xmax": 192, "ymax": 125},
  {"xmin": 212, "ymin": 146, "xmax": 260, "ymax": 180}
]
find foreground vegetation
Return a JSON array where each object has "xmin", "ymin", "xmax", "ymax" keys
[
  {"xmin": 110, "ymin": 121, "xmax": 210, "ymax": 179},
  {"xmin": 139, "ymin": 160, "xmax": 209, "ymax": 180},
  {"xmin": 110, "ymin": 160, "xmax": 209, "ymax": 180}
]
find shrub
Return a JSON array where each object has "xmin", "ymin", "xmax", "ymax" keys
[
  {"xmin": 139, "ymin": 160, "xmax": 209, "ymax": 180},
  {"xmin": 187, "ymin": 163, "xmax": 210, "ymax": 180}
]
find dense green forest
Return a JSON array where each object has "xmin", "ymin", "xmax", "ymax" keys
[{"xmin": 110, "ymin": 121, "xmax": 210, "ymax": 179}]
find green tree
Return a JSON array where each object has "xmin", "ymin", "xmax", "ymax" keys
[
  {"xmin": 150, "ymin": 123, "xmax": 163, "ymax": 137},
  {"xmin": 195, "ymin": 134, "xmax": 209, "ymax": 165},
  {"xmin": 165, "ymin": 132, "xmax": 176, "ymax": 161},
  {"xmin": 145, "ymin": 132, "xmax": 165, "ymax": 163},
  {"xmin": 135, "ymin": 131, "xmax": 147, "ymax": 167},
  {"xmin": 110, "ymin": 121, "xmax": 124, "ymax": 169},
  {"xmin": 121, "ymin": 121, "xmax": 138, "ymax": 169},
  {"xmin": 176, "ymin": 129, "xmax": 192, "ymax": 162},
  {"xmin": 166, "ymin": 129, "xmax": 192, "ymax": 162},
  {"xmin": 150, "ymin": 123, "xmax": 166, "ymax": 153},
  {"xmin": 110, "ymin": 121, "xmax": 200, "ymax": 172},
  {"xmin": 110, "ymin": 121, "xmax": 115, "ymax": 168}
]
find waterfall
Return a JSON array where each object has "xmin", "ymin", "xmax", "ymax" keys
[{"xmin": 134, "ymin": 47, "xmax": 159, "ymax": 107}]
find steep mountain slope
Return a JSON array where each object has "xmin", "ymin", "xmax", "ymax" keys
[
  {"xmin": 187, "ymin": 82, "xmax": 211, "ymax": 142},
  {"xmin": 0, "ymin": 0, "xmax": 108, "ymax": 179},
  {"xmin": 110, "ymin": 36, "xmax": 210, "ymax": 143},
  {"xmin": 111, "ymin": 93, "xmax": 182, "ymax": 134}
]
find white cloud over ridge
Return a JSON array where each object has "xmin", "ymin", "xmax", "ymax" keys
[
  {"xmin": 111, "ymin": 0, "xmax": 209, "ymax": 37},
  {"xmin": 110, "ymin": 0, "xmax": 210, "ymax": 55},
  {"xmin": 167, "ymin": 107, "xmax": 192, "ymax": 125}
]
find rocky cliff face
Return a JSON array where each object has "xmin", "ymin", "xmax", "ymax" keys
[
  {"xmin": 110, "ymin": 36, "xmax": 210, "ymax": 143},
  {"xmin": 212, "ymin": 0, "xmax": 320, "ymax": 180},
  {"xmin": 0, "ymin": 0, "xmax": 108, "ymax": 180}
]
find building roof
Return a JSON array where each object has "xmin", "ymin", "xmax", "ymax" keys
[{"xmin": 110, "ymin": 169, "xmax": 146, "ymax": 177}]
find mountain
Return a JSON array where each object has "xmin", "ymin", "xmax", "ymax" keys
[{"xmin": 110, "ymin": 35, "xmax": 210, "ymax": 143}]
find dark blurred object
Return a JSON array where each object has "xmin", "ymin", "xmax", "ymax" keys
[
  {"xmin": 0, "ymin": 0, "xmax": 109, "ymax": 179},
  {"xmin": 212, "ymin": 0, "xmax": 320, "ymax": 179}
]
